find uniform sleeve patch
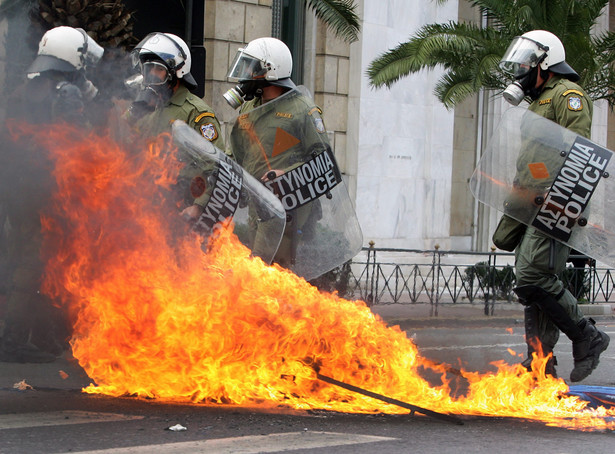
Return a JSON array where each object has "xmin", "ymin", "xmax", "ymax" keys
[
  {"xmin": 567, "ymin": 96, "xmax": 583, "ymax": 111},
  {"xmin": 313, "ymin": 114, "xmax": 326, "ymax": 133},
  {"xmin": 200, "ymin": 122, "xmax": 218, "ymax": 141}
]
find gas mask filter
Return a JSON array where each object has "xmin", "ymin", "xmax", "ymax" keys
[
  {"xmin": 503, "ymin": 81, "xmax": 525, "ymax": 106},
  {"xmin": 223, "ymin": 81, "xmax": 264, "ymax": 109},
  {"xmin": 223, "ymin": 84, "xmax": 246, "ymax": 109}
]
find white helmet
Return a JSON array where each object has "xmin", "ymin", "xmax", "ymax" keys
[
  {"xmin": 132, "ymin": 32, "xmax": 197, "ymax": 89},
  {"xmin": 500, "ymin": 30, "xmax": 579, "ymax": 81},
  {"xmin": 27, "ymin": 26, "xmax": 104, "ymax": 76},
  {"xmin": 227, "ymin": 37, "xmax": 295, "ymax": 89}
]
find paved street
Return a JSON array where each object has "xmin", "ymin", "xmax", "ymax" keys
[{"xmin": 1, "ymin": 304, "xmax": 615, "ymax": 453}]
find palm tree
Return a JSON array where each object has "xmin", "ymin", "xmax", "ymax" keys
[
  {"xmin": 306, "ymin": 0, "xmax": 360, "ymax": 43},
  {"xmin": 32, "ymin": 0, "xmax": 136, "ymax": 48},
  {"xmin": 367, "ymin": 0, "xmax": 615, "ymax": 109}
]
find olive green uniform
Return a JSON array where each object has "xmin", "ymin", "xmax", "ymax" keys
[
  {"xmin": 230, "ymin": 89, "xmax": 329, "ymax": 268},
  {"xmin": 514, "ymin": 75, "xmax": 593, "ymax": 349},
  {"xmin": 134, "ymin": 85, "xmax": 227, "ymax": 209}
]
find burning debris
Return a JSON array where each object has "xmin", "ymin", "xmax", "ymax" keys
[
  {"xmin": 13, "ymin": 380, "xmax": 34, "ymax": 391},
  {"xmin": 4, "ymin": 122, "xmax": 615, "ymax": 432}
]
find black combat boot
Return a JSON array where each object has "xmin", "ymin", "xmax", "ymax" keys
[
  {"xmin": 569, "ymin": 318, "xmax": 610, "ymax": 382},
  {"xmin": 514, "ymin": 285, "xmax": 609, "ymax": 382},
  {"xmin": 520, "ymin": 304, "xmax": 557, "ymax": 378}
]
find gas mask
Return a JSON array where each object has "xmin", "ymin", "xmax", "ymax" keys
[
  {"xmin": 131, "ymin": 83, "xmax": 173, "ymax": 114},
  {"xmin": 223, "ymin": 80, "xmax": 265, "ymax": 109},
  {"xmin": 500, "ymin": 35, "xmax": 551, "ymax": 106},
  {"xmin": 503, "ymin": 66, "xmax": 541, "ymax": 106},
  {"xmin": 123, "ymin": 72, "xmax": 174, "ymax": 121},
  {"xmin": 128, "ymin": 60, "xmax": 175, "ymax": 112}
]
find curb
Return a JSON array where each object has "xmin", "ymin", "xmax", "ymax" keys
[
  {"xmin": 579, "ymin": 303, "xmax": 615, "ymax": 316},
  {"xmin": 373, "ymin": 303, "xmax": 615, "ymax": 329}
]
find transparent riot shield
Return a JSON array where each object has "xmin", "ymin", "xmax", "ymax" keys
[
  {"xmin": 172, "ymin": 121, "xmax": 285, "ymax": 264},
  {"xmin": 229, "ymin": 88, "xmax": 363, "ymax": 281},
  {"xmin": 470, "ymin": 107, "xmax": 615, "ymax": 266}
]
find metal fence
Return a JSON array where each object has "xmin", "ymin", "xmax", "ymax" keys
[{"xmin": 311, "ymin": 246, "xmax": 615, "ymax": 315}]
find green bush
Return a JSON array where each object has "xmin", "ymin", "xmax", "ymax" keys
[{"xmin": 464, "ymin": 261, "xmax": 516, "ymax": 299}]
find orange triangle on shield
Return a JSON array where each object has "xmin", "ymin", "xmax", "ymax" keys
[{"xmin": 272, "ymin": 127, "xmax": 300, "ymax": 158}]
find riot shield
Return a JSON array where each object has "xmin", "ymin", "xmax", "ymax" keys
[
  {"xmin": 171, "ymin": 121, "xmax": 285, "ymax": 264},
  {"xmin": 470, "ymin": 107, "xmax": 615, "ymax": 266},
  {"xmin": 229, "ymin": 88, "xmax": 363, "ymax": 281}
]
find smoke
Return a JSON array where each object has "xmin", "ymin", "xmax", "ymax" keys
[{"xmin": 0, "ymin": 10, "xmax": 140, "ymax": 355}]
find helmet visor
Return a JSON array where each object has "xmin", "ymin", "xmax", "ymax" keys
[
  {"xmin": 499, "ymin": 36, "xmax": 547, "ymax": 78},
  {"xmin": 140, "ymin": 61, "xmax": 171, "ymax": 86},
  {"xmin": 227, "ymin": 49, "xmax": 267, "ymax": 81}
]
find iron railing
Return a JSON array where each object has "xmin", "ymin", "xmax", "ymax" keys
[{"xmin": 316, "ymin": 246, "xmax": 615, "ymax": 314}]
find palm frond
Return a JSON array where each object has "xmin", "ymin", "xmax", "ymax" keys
[
  {"xmin": 368, "ymin": 0, "xmax": 615, "ymax": 109},
  {"xmin": 368, "ymin": 22, "xmax": 503, "ymax": 89},
  {"xmin": 434, "ymin": 70, "xmax": 478, "ymax": 109},
  {"xmin": 305, "ymin": 0, "xmax": 360, "ymax": 43}
]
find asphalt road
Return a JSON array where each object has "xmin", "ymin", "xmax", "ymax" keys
[{"xmin": 1, "ymin": 312, "xmax": 615, "ymax": 454}]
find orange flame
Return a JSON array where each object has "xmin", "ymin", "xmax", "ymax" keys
[{"xmin": 13, "ymin": 122, "xmax": 615, "ymax": 431}]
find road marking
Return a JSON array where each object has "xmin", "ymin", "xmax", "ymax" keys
[
  {"xmin": 65, "ymin": 431, "xmax": 397, "ymax": 454},
  {"xmin": 0, "ymin": 411, "xmax": 143, "ymax": 430},
  {"xmin": 419, "ymin": 342, "xmax": 526, "ymax": 351}
]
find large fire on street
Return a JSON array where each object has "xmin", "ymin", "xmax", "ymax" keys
[{"xmin": 12, "ymin": 122, "xmax": 615, "ymax": 432}]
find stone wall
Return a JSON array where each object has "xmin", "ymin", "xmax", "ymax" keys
[{"xmin": 202, "ymin": 0, "xmax": 273, "ymax": 141}]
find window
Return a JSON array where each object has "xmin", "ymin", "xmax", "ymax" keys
[{"xmin": 272, "ymin": 0, "xmax": 305, "ymax": 84}]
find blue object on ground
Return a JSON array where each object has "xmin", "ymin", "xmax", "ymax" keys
[{"xmin": 567, "ymin": 385, "xmax": 615, "ymax": 409}]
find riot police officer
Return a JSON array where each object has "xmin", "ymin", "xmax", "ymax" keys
[
  {"xmin": 225, "ymin": 37, "xmax": 331, "ymax": 272},
  {"xmin": 22, "ymin": 26, "xmax": 103, "ymax": 125},
  {"xmin": 497, "ymin": 30, "xmax": 609, "ymax": 381},
  {"xmin": 127, "ymin": 32, "xmax": 227, "ymax": 221},
  {"xmin": 0, "ymin": 26, "xmax": 103, "ymax": 362}
]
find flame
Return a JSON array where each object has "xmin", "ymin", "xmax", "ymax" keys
[{"xmin": 12, "ymin": 121, "xmax": 615, "ymax": 431}]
